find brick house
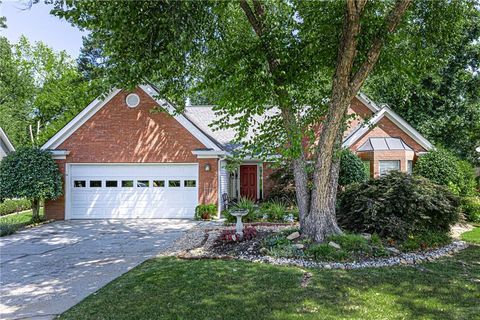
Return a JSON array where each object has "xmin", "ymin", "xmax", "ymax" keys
[{"xmin": 41, "ymin": 84, "xmax": 433, "ymax": 220}]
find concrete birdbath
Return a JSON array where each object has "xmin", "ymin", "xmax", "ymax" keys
[{"xmin": 231, "ymin": 209, "xmax": 248, "ymax": 238}]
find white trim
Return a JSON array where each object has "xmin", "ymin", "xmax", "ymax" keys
[
  {"xmin": 41, "ymin": 85, "xmax": 222, "ymax": 152},
  {"xmin": 65, "ymin": 163, "xmax": 72, "ymax": 219},
  {"xmin": 139, "ymin": 84, "xmax": 222, "ymax": 151},
  {"xmin": 41, "ymin": 89, "xmax": 122, "ymax": 150},
  {"xmin": 50, "ymin": 150, "xmax": 70, "ymax": 160},
  {"xmin": 0, "ymin": 127, "xmax": 15, "ymax": 152},
  {"xmin": 342, "ymin": 107, "xmax": 434, "ymax": 151},
  {"xmin": 356, "ymin": 92, "xmax": 381, "ymax": 113},
  {"xmin": 192, "ymin": 150, "xmax": 228, "ymax": 159}
]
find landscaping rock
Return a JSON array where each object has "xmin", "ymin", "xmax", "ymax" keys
[
  {"xmin": 361, "ymin": 233, "xmax": 372, "ymax": 240},
  {"xmin": 293, "ymin": 243, "xmax": 305, "ymax": 250},
  {"xmin": 386, "ymin": 247, "xmax": 401, "ymax": 255},
  {"xmin": 287, "ymin": 231, "xmax": 300, "ymax": 240},
  {"xmin": 328, "ymin": 241, "xmax": 341, "ymax": 249}
]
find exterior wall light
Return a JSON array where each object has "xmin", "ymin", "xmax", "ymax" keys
[{"xmin": 204, "ymin": 163, "xmax": 211, "ymax": 172}]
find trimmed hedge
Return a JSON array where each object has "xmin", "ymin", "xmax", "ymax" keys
[
  {"xmin": 414, "ymin": 148, "xmax": 476, "ymax": 196},
  {"xmin": 461, "ymin": 196, "xmax": 480, "ymax": 223},
  {"xmin": 0, "ymin": 199, "xmax": 32, "ymax": 216},
  {"xmin": 337, "ymin": 171, "xmax": 460, "ymax": 241}
]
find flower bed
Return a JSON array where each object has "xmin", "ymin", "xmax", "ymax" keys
[{"xmin": 177, "ymin": 225, "xmax": 469, "ymax": 269}]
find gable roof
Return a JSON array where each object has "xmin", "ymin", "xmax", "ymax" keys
[
  {"xmin": 41, "ymin": 85, "xmax": 222, "ymax": 151},
  {"xmin": 0, "ymin": 127, "xmax": 15, "ymax": 154},
  {"xmin": 41, "ymin": 85, "xmax": 433, "ymax": 155},
  {"xmin": 342, "ymin": 106, "xmax": 434, "ymax": 151}
]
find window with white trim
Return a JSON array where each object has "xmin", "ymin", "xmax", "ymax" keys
[
  {"xmin": 153, "ymin": 180, "xmax": 165, "ymax": 187},
  {"xmin": 137, "ymin": 180, "xmax": 149, "ymax": 187},
  {"xmin": 106, "ymin": 180, "xmax": 118, "ymax": 187},
  {"xmin": 169, "ymin": 180, "xmax": 181, "ymax": 187},
  {"xmin": 379, "ymin": 160, "xmax": 400, "ymax": 176},
  {"xmin": 184, "ymin": 180, "xmax": 196, "ymax": 187}
]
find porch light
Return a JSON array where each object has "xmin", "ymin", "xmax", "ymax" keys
[{"xmin": 204, "ymin": 163, "xmax": 211, "ymax": 172}]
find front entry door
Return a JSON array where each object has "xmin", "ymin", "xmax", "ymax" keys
[{"xmin": 240, "ymin": 165, "xmax": 257, "ymax": 200}]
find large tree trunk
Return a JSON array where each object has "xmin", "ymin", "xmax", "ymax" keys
[
  {"xmin": 240, "ymin": 0, "xmax": 411, "ymax": 242},
  {"xmin": 31, "ymin": 198, "xmax": 41, "ymax": 222}
]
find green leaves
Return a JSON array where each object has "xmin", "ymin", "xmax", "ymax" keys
[{"xmin": 0, "ymin": 147, "xmax": 63, "ymax": 201}]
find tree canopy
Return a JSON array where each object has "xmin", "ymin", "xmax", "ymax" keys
[
  {"xmin": 0, "ymin": 36, "xmax": 101, "ymax": 147},
  {"xmin": 50, "ymin": 0, "xmax": 478, "ymax": 241}
]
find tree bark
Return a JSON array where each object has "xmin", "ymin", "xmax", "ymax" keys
[
  {"xmin": 32, "ymin": 198, "xmax": 40, "ymax": 222},
  {"xmin": 302, "ymin": 0, "xmax": 411, "ymax": 241},
  {"xmin": 240, "ymin": 0, "xmax": 411, "ymax": 242}
]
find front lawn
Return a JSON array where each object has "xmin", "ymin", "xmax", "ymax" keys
[
  {"xmin": 0, "ymin": 208, "xmax": 45, "ymax": 236},
  {"xmin": 461, "ymin": 227, "xmax": 480, "ymax": 244},
  {"xmin": 61, "ymin": 245, "xmax": 480, "ymax": 320}
]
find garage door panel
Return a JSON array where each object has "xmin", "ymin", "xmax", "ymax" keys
[{"xmin": 69, "ymin": 164, "xmax": 198, "ymax": 219}]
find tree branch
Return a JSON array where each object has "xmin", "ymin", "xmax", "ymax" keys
[
  {"xmin": 350, "ymin": 0, "xmax": 411, "ymax": 93},
  {"xmin": 240, "ymin": 0, "xmax": 263, "ymax": 36}
]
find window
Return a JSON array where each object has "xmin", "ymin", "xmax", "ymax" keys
[
  {"xmin": 137, "ymin": 180, "xmax": 149, "ymax": 187},
  {"xmin": 379, "ymin": 160, "xmax": 400, "ymax": 176},
  {"xmin": 407, "ymin": 160, "xmax": 413, "ymax": 174},
  {"xmin": 90, "ymin": 180, "xmax": 102, "ymax": 188},
  {"xmin": 362, "ymin": 160, "xmax": 371, "ymax": 178},
  {"xmin": 106, "ymin": 180, "xmax": 118, "ymax": 188},
  {"xmin": 122, "ymin": 180, "xmax": 134, "ymax": 187},
  {"xmin": 74, "ymin": 180, "xmax": 86, "ymax": 188},
  {"xmin": 153, "ymin": 180, "xmax": 165, "ymax": 187},
  {"xmin": 168, "ymin": 180, "xmax": 181, "ymax": 187},
  {"xmin": 184, "ymin": 180, "xmax": 196, "ymax": 187}
]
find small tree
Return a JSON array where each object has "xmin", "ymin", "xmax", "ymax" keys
[
  {"xmin": 338, "ymin": 149, "xmax": 368, "ymax": 187},
  {"xmin": 0, "ymin": 147, "xmax": 62, "ymax": 221}
]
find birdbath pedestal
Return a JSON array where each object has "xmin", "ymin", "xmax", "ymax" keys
[{"xmin": 231, "ymin": 209, "xmax": 248, "ymax": 238}]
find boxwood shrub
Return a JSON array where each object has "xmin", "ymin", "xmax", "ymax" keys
[{"xmin": 337, "ymin": 171, "xmax": 460, "ymax": 240}]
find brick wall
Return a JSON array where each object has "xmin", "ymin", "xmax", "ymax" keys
[{"xmin": 46, "ymin": 88, "xmax": 217, "ymax": 220}]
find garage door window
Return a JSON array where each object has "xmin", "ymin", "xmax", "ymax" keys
[
  {"xmin": 74, "ymin": 180, "xmax": 86, "ymax": 188},
  {"xmin": 169, "ymin": 180, "xmax": 181, "ymax": 187},
  {"xmin": 137, "ymin": 180, "xmax": 149, "ymax": 187},
  {"xmin": 184, "ymin": 180, "xmax": 196, "ymax": 187},
  {"xmin": 90, "ymin": 180, "xmax": 102, "ymax": 188},
  {"xmin": 106, "ymin": 180, "xmax": 118, "ymax": 187},
  {"xmin": 153, "ymin": 180, "xmax": 165, "ymax": 187},
  {"xmin": 122, "ymin": 180, "xmax": 134, "ymax": 187}
]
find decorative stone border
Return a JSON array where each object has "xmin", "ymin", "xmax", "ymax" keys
[{"xmin": 179, "ymin": 240, "xmax": 469, "ymax": 269}]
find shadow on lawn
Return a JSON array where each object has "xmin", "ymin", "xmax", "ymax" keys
[{"xmin": 60, "ymin": 246, "xmax": 480, "ymax": 320}]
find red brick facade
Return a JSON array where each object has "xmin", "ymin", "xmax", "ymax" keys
[
  {"xmin": 45, "ymin": 88, "xmax": 219, "ymax": 220},
  {"xmin": 45, "ymin": 88, "xmax": 430, "ymax": 219}
]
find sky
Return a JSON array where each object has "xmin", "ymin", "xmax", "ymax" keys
[{"xmin": 0, "ymin": 0, "xmax": 85, "ymax": 58}]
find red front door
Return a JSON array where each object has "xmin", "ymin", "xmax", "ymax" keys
[{"xmin": 240, "ymin": 165, "xmax": 257, "ymax": 200}]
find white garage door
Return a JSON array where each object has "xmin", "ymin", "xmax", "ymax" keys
[{"xmin": 68, "ymin": 164, "xmax": 198, "ymax": 219}]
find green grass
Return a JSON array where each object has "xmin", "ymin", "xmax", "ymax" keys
[
  {"xmin": 461, "ymin": 227, "xmax": 480, "ymax": 244},
  {"xmin": 60, "ymin": 246, "xmax": 480, "ymax": 320},
  {"xmin": 0, "ymin": 208, "xmax": 45, "ymax": 236}
]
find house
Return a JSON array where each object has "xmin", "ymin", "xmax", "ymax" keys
[
  {"xmin": 41, "ymin": 85, "xmax": 433, "ymax": 220},
  {"xmin": 0, "ymin": 127, "xmax": 15, "ymax": 160}
]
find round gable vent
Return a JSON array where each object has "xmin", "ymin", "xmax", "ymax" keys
[{"xmin": 126, "ymin": 93, "xmax": 140, "ymax": 108}]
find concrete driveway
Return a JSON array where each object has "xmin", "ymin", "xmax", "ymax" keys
[{"xmin": 0, "ymin": 219, "xmax": 197, "ymax": 320}]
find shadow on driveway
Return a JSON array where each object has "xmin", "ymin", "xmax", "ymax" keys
[{"xmin": 0, "ymin": 219, "xmax": 197, "ymax": 320}]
